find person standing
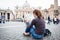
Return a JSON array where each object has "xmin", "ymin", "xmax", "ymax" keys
[
  {"xmin": 1, "ymin": 13, "xmax": 5, "ymax": 23},
  {"xmin": 0, "ymin": 16, "xmax": 1, "ymax": 23},
  {"xmin": 53, "ymin": 16, "xmax": 59, "ymax": 24}
]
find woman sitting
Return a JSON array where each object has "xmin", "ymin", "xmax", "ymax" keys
[{"xmin": 23, "ymin": 9, "xmax": 45, "ymax": 39}]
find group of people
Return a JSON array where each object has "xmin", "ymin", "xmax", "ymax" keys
[
  {"xmin": 23, "ymin": 9, "xmax": 51, "ymax": 39},
  {"xmin": 53, "ymin": 17, "xmax": 60, "ymax": 24},
  {"xmin": 47, "ymin": 15, "xmax": 60, "ymax": 24}
]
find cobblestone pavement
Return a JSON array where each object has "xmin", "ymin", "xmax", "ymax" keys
[{"xmin": 0, "ymin": 21, "xmax": 60, "ymax": 40}]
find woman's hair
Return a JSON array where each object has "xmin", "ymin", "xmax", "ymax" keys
[{"xmin": 33, "ymin": 9, "xmax": 42, "ymax": 19}]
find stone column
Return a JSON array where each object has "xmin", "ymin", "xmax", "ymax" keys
[
  {"xmin": 54, "ymin": 0, "xmax": 58, "ymax": 15},
  {"xmin": 5, "ymin": 13, "xmax": 7, "ymax": 21},
  {"xmin": 54, "ymin": 0, "xmax": 58, "ymax": 10}
]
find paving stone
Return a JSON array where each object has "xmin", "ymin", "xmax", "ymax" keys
[{"xmin": 0, "ymin": 22, "xmax": 60, "ymax": 40}]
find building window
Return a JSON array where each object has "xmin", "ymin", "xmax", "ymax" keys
[{"xmin": 54, "ymin": 10, "xmax": 58, "ymax": 13}]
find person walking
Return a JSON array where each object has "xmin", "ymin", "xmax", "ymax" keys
[{"xmin": 47, "ymin": 16, "xmax": 51, "ymax": 24}]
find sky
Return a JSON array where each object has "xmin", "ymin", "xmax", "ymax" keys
[{"xmin": 0, "ymin": 0, "xmax": 60, "ymax": 10}]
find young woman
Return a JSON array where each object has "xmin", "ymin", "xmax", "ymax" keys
[{"xmin": 23, "ymin": 9, "xmax": 45, "ymax": 39}]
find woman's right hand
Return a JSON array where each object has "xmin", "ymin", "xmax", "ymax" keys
[{"xmin": 24, "ymin": 20, "xmax": 28, "ymax": 23}]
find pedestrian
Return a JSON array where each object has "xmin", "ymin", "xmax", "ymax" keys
[
  {"xmin": 53, "ymin": 17, "xmax": 57, "ymax": 24},
  {"xmin": 23, "ymin": 9, "xmax": 45, "ymax": 39},
  {"xmin": 42, "ymin": 16, "xmax": 44, "ymax": 19},
  {"xmin": 56, "ymin": 17, "xmax": 59, "ymax": 24},
  {"xmin": 53, "ymin": 18, "xmax": 55, "ymax": 24},
  {"xmin": 47, "ymin": 16, "xmax": 51, "ymax": 24},
  {"xmin": 0, "ymin": 19, "xmax": 1, "ymax": 23},
  {"xmin": 1, "ymin": 14, "xmax": 5, "ymax": 23},
  {"xmin": 0, "ymin": 15, "xmax": 2, "ymax": 23}
]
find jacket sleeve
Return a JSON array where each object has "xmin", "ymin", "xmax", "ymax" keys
[{"xmin": 28, "ymin": 19, "xmax": 35, "ymax": 28}]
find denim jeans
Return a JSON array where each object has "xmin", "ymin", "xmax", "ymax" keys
[{"xmin": 25, "ymin": 25, "xmax": 44, "ymax": 39}]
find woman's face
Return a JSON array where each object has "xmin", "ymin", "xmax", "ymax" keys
[{"xmin": 33, "ymin": 13, "xmax": 37, "ymax": 18}]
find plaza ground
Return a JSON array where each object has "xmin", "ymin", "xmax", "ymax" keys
[{"xmin": 0, "ymin": 21, "xmax": 60, "ymax": 40}]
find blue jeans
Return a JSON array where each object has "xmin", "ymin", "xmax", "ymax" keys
[{"xmin": 25, "ymin": 26, "xmax": 44, "ymax": 39}]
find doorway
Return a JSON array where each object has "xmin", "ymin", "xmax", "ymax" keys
[{"xmin": 7, "ymin": 13, "xmax": 10, "ymax": 21}]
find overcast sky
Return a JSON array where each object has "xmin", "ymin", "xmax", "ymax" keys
[{"xmin": 0, "ymin": 0, "xmax": 60, "ymax": 10}]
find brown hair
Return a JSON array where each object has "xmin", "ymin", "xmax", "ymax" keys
[{"xmin": 33, "ymin": 9, "xmax": 42, "ymax": 19}]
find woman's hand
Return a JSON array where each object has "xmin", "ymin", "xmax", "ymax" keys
[{"xmin": 24, "ymin": 20, "xmax": 28, "ymax": 23}]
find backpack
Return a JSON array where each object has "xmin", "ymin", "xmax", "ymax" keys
[{"xmin": 44, "ymin": 29, "xmax": 51, "ymax": 37}]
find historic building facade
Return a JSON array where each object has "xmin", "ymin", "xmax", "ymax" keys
[
  {"xmin": 42, "ymin": 5, "xmax": 60, "ymax": 20},
  {"xmin": 0, "ymin": 9, "xmax": 14, "ymax": 21},
  {"xmin": 0, "ymin": 0, "xmax": 59, "ymax": 21},
  {"xmin": 15, "ymin": 0, "xmax": 60, "ymax": 20},
  {"xmin": 42, "ymin": 0, "xmax": 60, "ymax": 20},
  {"xmin": 48, "ymin": 5, "xmax": 60, "ymax": 19},
  {"xmin": 15, "ymin": 1, "xmax": 41, "ymax": 21}
]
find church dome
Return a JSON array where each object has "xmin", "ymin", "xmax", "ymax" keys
[{"xmin": 23, "ymin": 1, "xmax": 30, "ymax": 8}]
